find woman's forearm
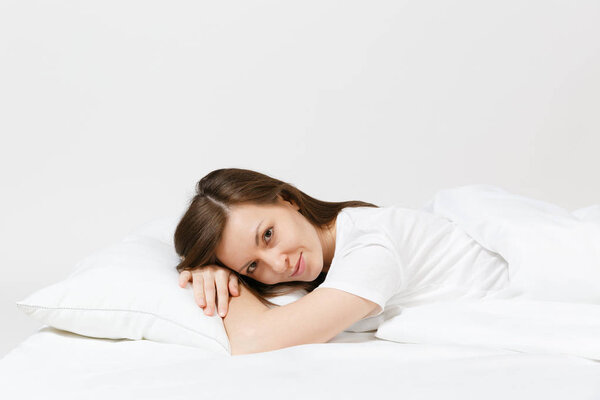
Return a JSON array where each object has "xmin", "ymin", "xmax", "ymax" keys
[{"xmin": 223, "ymin": 285, "xmax": 376, "ymax": 355}]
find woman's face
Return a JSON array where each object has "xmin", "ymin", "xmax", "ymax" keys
[{"xmin": 215, "ymin": 196, "xmax": 333, "ymax": 285}]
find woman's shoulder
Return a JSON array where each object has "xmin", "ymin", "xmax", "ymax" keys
[
  {"xmin": 336, "ymin": 206, "xmax": 413, "ymax": 247},
  {"xmin": 338, "ymin": 205, "xmax": 422, "ymax": 226},
  {"xmin": 337, "ymin": 205, "xmax": 447, "ymax": 249},
  {"xmin": 341, "ymin": 204, "xmax": 447, "ymax": 221}
]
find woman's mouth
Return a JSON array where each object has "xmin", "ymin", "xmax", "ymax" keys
[{"xmin": 291, "ymin": 252, "xmax": 305, "ymax": 277}]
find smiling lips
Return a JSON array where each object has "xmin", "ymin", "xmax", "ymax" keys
[{"xmin": 291, "ymin": 252, "xmax": 303, "ymax": 277}]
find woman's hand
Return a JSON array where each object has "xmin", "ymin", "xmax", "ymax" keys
[{"xmin": 178, "ymin": 265, "xmax": 240, "ymax": 317}]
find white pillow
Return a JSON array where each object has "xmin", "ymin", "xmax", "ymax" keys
[{"xmin": 17, "ymin": 217, "xmax": 231, "ymax": 355}]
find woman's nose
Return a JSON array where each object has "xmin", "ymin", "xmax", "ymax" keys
[{"xmin": 265, "ymin": 251, "xmax": 288, "ymax": 273}]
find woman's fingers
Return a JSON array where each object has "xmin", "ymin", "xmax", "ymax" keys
[
  {"xmin": 203, "ymin": 273, "xmax": 217, "ymax": 316},
  {"xmin": 215, "ymin": 270, "xmax": 231, "ymax": 317},
  {"xmin": 192, "ymin": 273, "xmax": 206, "ymax": 308},
  {"xmin": 179, "ymin": 266, "xmax": 238, "ymax": 318},
  {"xmin": 228, "ymin": 273, "xmax": 240, "ymax": 296},
  {"xmin": 179, "ymin": 270, "xmax": 191, "ymax": 288}
]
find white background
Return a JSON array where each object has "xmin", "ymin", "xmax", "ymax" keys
[{"xmin": 1, "ymin": 0, "xmax": 598, "ymax": 358}]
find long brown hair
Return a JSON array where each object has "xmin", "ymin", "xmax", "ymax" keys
[{"xmin": 174, "ymin": 168, "xmax": 378, "ymax": 307}]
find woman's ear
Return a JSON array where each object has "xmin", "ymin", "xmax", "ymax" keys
[
  {"xmin": 277, "ymin": 194, "xmax": 300, "ymax": 211},
  {"xmin": 290, "ymin": 200, "xmax": 300, "ymax": 211}
]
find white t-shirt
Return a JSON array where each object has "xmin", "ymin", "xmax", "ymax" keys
[{"xmin": 317, "ymin": 206, "xmax": 511, "ymax": 330}]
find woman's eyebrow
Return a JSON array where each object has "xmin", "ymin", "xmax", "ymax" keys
[
  {"xmin": 254, "ymin": 219, "xmax": 264, "ymax": 246},
  {"xmin": 238, "ymin": 219, "xmax": 264, "ymax": 273}
]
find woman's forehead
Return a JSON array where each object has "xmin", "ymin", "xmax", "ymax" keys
[
  {"xmin": 220, "ymin": 204, "xmax": 275, "ymax": 246},
  {"xmin": 229, "ymin": 201, "xmax": 285, "ymax": 221},
  {"xmin": 228, "ymin": 202, "xmax": 271, "ymax": 224}
]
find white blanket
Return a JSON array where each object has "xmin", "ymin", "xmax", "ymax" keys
[
  {"xmin": 377, "ymin": 185, "xmax": 600, "ymax": 360},
  {"xmin": 422, "ymin": 184, "xmax": 600, "ymax": 303},
  {"xmin": 376, "ymin": 298, "xmax": 600, "ymax": 361},
  {"xmin": 1, "ymin": 327, "xmax": 600, "ymax": 399}
]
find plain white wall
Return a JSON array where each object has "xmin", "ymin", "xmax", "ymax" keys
[{"xmin": 1, "ymin": 0, "xmax": 599, "ymax": 358}]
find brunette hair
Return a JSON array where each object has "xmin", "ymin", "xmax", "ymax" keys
[{"xmin": 174, "ymin": 168, "xmax": 378, "ymax": 306}]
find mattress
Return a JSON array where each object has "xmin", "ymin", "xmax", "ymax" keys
[{"xmin": 1, "ymin": 326, "xmax": 599, "ymax": 400}]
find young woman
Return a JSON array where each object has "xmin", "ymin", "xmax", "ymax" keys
[{"xmin": 174, "ymin": 168, "xmax": 510, "ymax": 355}]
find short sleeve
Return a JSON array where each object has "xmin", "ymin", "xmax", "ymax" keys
[{"xmin": 317, "ymin": 238, "xmax": 403, "ymax": 318}]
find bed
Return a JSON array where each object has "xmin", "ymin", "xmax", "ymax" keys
[
  {"xmin": 1, "ymin": 326, "xmax": 599, "ymax": 400},
  {"xmin": 2, "ymin": 185, "xmax": 600, "ymax": 399}
]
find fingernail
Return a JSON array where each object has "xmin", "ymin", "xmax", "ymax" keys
[{"xmin": 220, "ymin": 311, "xmax": 226, "ymax": 317}]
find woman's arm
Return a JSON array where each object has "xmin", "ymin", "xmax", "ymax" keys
[{"xmin": 223, "ymin": 283, "xmax": 378, "ymax": 355}]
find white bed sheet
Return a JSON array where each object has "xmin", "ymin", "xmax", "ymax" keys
[{"xmin": 1, "ymin": 327, "xmax": 599, "ymax": 400}]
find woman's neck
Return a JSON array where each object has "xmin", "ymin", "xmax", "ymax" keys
[{"xmin": 319, "ymin": 219, "xmax": 337, "ymax": 273}]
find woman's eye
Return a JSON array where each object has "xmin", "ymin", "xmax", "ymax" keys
[
  {"xmin": 247, "ymin": 262, "xmax": 257, "ymax": 274},
  {"xmin": 247, "ymin": 228, "xmax": 273, "ymax": 274},
  {"xmin": 263, "ymin": 227, "xmax": 273, "ymax": 243}
]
